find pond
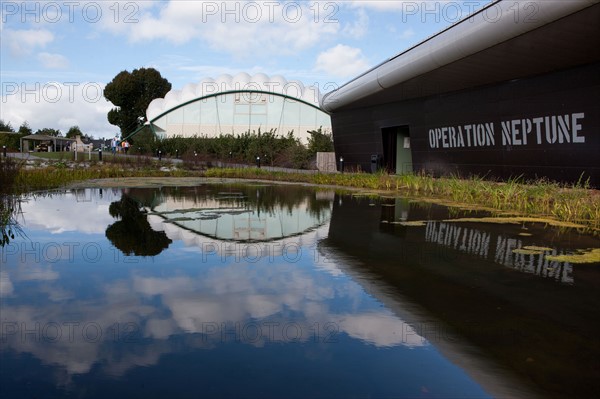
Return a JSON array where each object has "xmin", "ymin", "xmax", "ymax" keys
[{"xmin": 1, "ymin": 182, "xmax": 599, "ymax": 398}]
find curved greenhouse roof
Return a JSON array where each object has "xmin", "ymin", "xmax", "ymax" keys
[{"xmin": 146, "ymin": 72, "xmax": 331, "ymax": 143}]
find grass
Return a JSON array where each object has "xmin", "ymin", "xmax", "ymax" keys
[
  {"xmin": 5, "ymin": 157, "xmax": 599, "ymax": 231},
  {"xmin": 205, "ymin": 169, "xmax": 600, "ymax": 230},
  {"xmin": 13, "ymin": 164, "xmax": 197, "ymax": 193}
]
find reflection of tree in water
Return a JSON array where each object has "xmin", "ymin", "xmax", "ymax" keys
[
  {"xmin": 106, "ymin": 195, "xmax": 172, "ymax": 256},
  {"xmin": 0, "ymin": 158, "xmax": 24, "ymax": 247},
  {"xmin": 0, "ymin": 194, "xmax": 24, "ymax": 247}
]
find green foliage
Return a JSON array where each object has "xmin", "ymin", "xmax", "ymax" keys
[
  {"xmin": 0, "ymin": 157, "xmax": 23, "ymax": 246},
  {"xmin": 205, "ymin": 169, "xmax": 600, "ymax": 231},
  {"xmin": 307, "ymin": 127, "xmax": 334, "ymax": 155},
  {"xmin": 18, "ymin": 122, "xmax": 33, "ymax": 135},
  {"xmin": 0, "ymin": 132, "xmax": 28, "ymax": 151},
  {"xmin": 35, "ymin": 128, "xmax": 62, "ymax": 137},
  {"xmin": 131, "ymin": 128, "xmax": 315, "ymax": 169},
  {"xmin": 65, "ymin": 125, "xmax": 90, "ymax": 139},
  {"xmin": 128, "ymin": 125, "xmax": 158, "ymax": 154},
  {"xmin": 0, "ymin": 120, "xmax": 15, "ymax": 133},
  {"xmin": 104, "ymin": 68, "xmax": 171, "ymax": 136}
]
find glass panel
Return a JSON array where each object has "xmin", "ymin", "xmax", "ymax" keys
[
  {"xmin": 266, "ymin": 96, "xmax": 285, "ymax": 127},
  {"xmin": 183, "ymin": 101, "xmax": 200, "ymax": 124},
  {"xmin": 282, "ymin": 98, "xmax": 300, "ymax": 126},
  {"xmin": 167, "ymin": 107, "xmax": 184, "ymax": 124},
  {"xmin": 217, "ymin": 94, "xmax": 234, "ymax": 126}
]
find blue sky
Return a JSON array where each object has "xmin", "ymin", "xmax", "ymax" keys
[{"xmin": 1, "ymin": 1, "xmax": 493, "ymax": 138}]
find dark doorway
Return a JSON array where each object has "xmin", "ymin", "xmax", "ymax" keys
[
  {"xmin": 381, "ymin": 126, "xmax": 412, "ymax": 174},
  {"xmin": 381, "ymin": 127, "xmax": 397, "ymax": 173}
]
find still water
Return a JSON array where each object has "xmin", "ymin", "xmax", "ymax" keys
[{"xmin": 1, "ymin": 183, "xmax": 598, "ymax": 398}]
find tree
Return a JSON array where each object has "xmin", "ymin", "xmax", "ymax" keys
[
  {"xmin": 18, "ymin": 122, "xmax": 32, "ymax": 135},
  {"xmin": 104, "ymin": 67, "xmax": 171, "ymax": 137},
  {"xmin": 0, "ymin": 120, "xmax": 14, "ymax": 133},
  {"xmin": 66, "ymin": 125, "xmax": 84, "ymax": 139},
  {"xmin": 307, "ymin": 127, "xmax": 334, "ymax": 155},
  {"xmin": 35, "ymin": 128, "xmax": 62, "ymax": 137}
]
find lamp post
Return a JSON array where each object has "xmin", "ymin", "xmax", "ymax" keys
[
  {"xmin": 339, "ymin": 156, "xmax": 344, "ymax": 173},
  {"xmin": 256, "ymin": 156, "xmax": 261, "ymax": 168}
]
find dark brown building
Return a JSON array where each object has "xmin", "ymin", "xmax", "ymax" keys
[{"xmin": 322, "ymin": 0, "xmax": 600, "ymax": 186}]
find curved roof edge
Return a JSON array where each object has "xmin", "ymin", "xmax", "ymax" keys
[
  {"xmin": 147, "ymin": 90, "xmax": 327, "ymax": 126},
  {"xmin": 321, "ymin": 0, "xmax": 599, "ymax": 112},
  {"xmin": 147, "ymin": 72, "xmax": 324, "ymax": 122}
]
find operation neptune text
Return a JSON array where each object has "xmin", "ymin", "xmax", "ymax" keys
[{"xmin": 428, "ymin": 112, "xmax": 585, "ymax": 149}]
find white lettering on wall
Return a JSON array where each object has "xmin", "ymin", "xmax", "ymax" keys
[{"xmin": 428, "ymin": 112, "xmax": 586, "ymax": 149}]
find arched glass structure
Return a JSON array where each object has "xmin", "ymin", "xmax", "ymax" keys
[{"xmin": 146, "ymin": 73, "xmax": 332, "ymax": 143}]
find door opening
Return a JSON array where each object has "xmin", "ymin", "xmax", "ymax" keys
[
  {"xmin": 382, "ymin": 126, "xmax": 412, "ymax": 174},
  {"xmin": 381, "ymin": 127, "xmax": 397, "ymax": 173}
]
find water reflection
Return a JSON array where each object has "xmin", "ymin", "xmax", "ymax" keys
[
  {"xmin": 143, "ymin": 185, "xmax": 333, "ymax": 242},
  {"xmin": 106, "ymin": 194, "xmax": 172, "ymax": 256},
  {"xmin": 324, "ymin": 195, "xmax": 600, "ymax": 398},
  {"xmin": 0, "ymin": 194, "xmax": 23, "ymax": 247},
  {"xmin": 425, "ymin": 221, "xmax": 574, "ymax": 284},
  {"xmin": 2, "ymin": 185, "xmax": 597, "ymax": 398}
]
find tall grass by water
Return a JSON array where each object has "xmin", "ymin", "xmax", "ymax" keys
[
  {"xmin": 13, "ymin": 165, "xmax": 193, "ymax": 193},
  {"xmin": 8, "ymin": 155, "xmax": 599, "ymax": 231},
  {"xmin": 205, "ymin": 168, "xmax": 600, "ymax": 230}
]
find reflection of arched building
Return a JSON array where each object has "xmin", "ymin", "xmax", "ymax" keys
[
  {"xmin": 145, "ymin": 73, "xmax": 332, "ymax": 143},
  {"xmin": 141, "ymin": 185, "xmax": 334, "ymax": 257}
]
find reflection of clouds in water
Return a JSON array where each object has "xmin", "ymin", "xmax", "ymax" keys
[
  {"xmin": 2, "ymin": 190, "xmax": 429, "ymax": 384},
  {"xmin": 13, "ymin": 264, "xmax": 59, "ymax": 282},
  {"xmin": 338, "ymin": 313, "xmax": 426, "ymax": 348},
  {"xmin": 0, "ymin": 270, "xmax": 14, "ymax": 296},
  {"xmin": 1, "ymin": 253, "xmax": 429, "ymax": 381},
  {"xmin": 20, "ymin": 190, "xmax": 119, "ymax": 234}
]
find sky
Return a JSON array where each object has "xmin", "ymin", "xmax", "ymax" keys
[{"xmin": 1, "ymin": 0, "xmax": 494, "ymax": 139}]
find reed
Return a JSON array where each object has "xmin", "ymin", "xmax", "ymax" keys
[
  {"xmin": 10, "ymin": 159, "xmax": 599, "ymax": 230},
  {"xmin": 205, "ymin": 168, "xmax": 600, "ymax": 230},
  {"xmin": 14, "ymin": 165, "xmax": 195, "ymax": 193}
]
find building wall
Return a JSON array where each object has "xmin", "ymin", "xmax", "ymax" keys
[{"xmin": 331, "ymin": 62, "xmax": 600, "ymax": 185}]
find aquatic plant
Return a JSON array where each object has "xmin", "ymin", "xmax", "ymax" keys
[
  {"xmin": 0, "ymin": 157, "xmax": 24, "ymax": 246},
  {"xmin": 204, "ymin": 168, "xmax": 600, "ymax": 230}
]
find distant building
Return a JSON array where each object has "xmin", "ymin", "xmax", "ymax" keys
[
  {"xmin": 144, "ymin": 73, "xmax": 332, "ymax": 143},
  {"xmin": 321, "ymin": 0, "xmax": 599, "ymax": 185}
]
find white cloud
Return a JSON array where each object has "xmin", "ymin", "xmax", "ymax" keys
[
  {"xmin": 37, "ymin": 52, "xmax": 69, "ymax": 69},
  {"xmin": 399, "ymin": 27, "xmax": 416, "ymax": 40},
  {"xmin": 98, "ymin": 1, "xmax": 339, "ymax": 58},
  {"xmin": 3, "ymin": 29, "xmax": 54, "ymax": 56},
  {"xmin": 1, "ymin": 82, "xmax": 119, "ymax": 139},
  {"xmin": 348, "ymin": 1, "xmax": 412, "ymax": 11},
  {"xmin": 343, "ymin": 8, "xmax": 369, "ymax": 38},
  {"xmin": 315, "ymin": 44, "xmax": 370, "ymax": 79}
]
